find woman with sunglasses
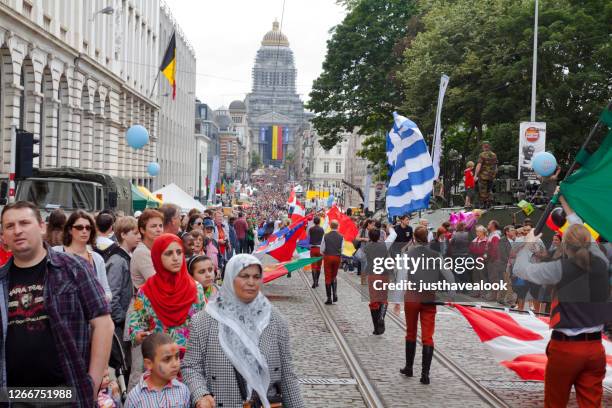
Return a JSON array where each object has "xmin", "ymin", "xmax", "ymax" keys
[
  {"xmin": 128, "ymin": 233, "xmax": 206, "ymax": 349},
  {"xmin": 53, "ymin": 210, "xmax": 112, "ymax": 301},
  {"xmin": 187, "ymin": 255, "xmax": 219, "ymax": 304},
  {"xmin": 187, "ymin": 214, "xmax": 204, "ymax": 233}
]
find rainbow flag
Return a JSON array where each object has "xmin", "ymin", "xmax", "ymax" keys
[{"xmin": 271, "ymin": 125, "xmax": 284, "ymax": 160}]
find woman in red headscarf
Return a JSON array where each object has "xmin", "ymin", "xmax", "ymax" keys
[{"xmin": 128, "ymin": 234, "xmax": 206, "ymax": 347}]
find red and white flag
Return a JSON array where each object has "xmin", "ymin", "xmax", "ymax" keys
[
  {"xmin": 453, "ymin": 304, "xmax": 612, "ymax": 385},
  {"xmin": 287, "ymin": 187, "xmax": 296, "ymax": 207}
]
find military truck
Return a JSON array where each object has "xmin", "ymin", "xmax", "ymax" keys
[{"xmin": 3, "ymin": 167, "xmax": 132, "ymax": 217}]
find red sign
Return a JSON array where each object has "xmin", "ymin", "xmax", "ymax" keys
[{"xmin": 525, "ymin": 127, "xmax": 540, "ymax": 142}]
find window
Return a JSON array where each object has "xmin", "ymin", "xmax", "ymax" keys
[
  {"xmin": 323, "ymin": 180, "xmax": 328, "ymax": 188},
  {"xmin": 336, "ymin": 162, "xmax": 341, "ymax": 173},
  {"xmin": 337, "ymin": 145, "xmax": 342, "ymax": 155},
  {"xmin": 22, "ymin": 1, "xmax": 32, "ymax": 18},
  {"xmin": 323, "ymin": 162, "xmax": 329, "ymax": 173}
]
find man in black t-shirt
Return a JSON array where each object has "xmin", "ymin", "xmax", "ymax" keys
[
  {"xmin": 394, "ymin": 215, "xmax": 414, "ymax": 243},
  {"xmin": 0, "ymin": 201, "xmax": 113, "ymax": 406}
]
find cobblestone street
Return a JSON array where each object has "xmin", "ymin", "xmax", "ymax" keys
[{"xmin": 264, "ymin": 268, "xmax": 612, "ymax": 407}]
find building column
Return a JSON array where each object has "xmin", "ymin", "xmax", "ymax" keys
[
  {"xmin": 1, "ymin": 85, "xmax": 22, "ymax": 174},
  {"xmin": 104, "ymin": 119, "xmax": 119, "ymax": 175},
  {"xmin": 93, "ymin": 113, "xmax": 105, "ymax": 171},
  {"xmin": 80, "ymin": 110, "xmax": 95, "ymax": 170},
  {"xmin": 43, "ymin": 98, "xmax": 59, "ymax": 167}
]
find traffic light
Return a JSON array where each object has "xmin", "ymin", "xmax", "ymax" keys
[{"xmin": 15, "ymin": 129, "xmax": 38, "ymax": 179}]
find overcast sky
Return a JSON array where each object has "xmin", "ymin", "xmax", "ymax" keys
[{"xmin": 163, "ymin": 0, "xmax": 347, "ymax": 110}]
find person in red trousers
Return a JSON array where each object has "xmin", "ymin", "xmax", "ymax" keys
[
  {"xmin": 514, "ymin": 216, "xmax": 612, "ymax": 407},
  {"xmin": 396, "ymin": 226, "xmax": 454, "ymax": 384},
  {"xmin": 321, "ymin": 220, "xmax": 343, "ymax": 304}
]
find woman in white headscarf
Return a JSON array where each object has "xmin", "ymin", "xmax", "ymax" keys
[{"xmin": 182, "ymin": 254, "xmax": 304, "ymax": 408}]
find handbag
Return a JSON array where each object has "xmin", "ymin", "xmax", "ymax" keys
[{"xmin": 234, "ymin": 368, "xmax": 283, "ymax": 408}]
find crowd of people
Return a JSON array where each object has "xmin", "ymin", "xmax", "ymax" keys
[
  {"xmin": 0, "ymin": 200, "xmax": 304, "ymax": 408},
  {"xmin": 0, "ymin": 166, "xmax": 610, "ymax": 407}
]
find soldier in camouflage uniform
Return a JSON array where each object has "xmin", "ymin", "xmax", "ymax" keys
[{"xmin": 474, "ymin": 141, "xmax": 498, "ymax": 208}]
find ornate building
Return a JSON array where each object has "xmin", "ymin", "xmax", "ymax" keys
[
  {"xmin": 245, "ymin": 20, "xmax": 307, "ymax": 167},
  {"xmin": 0, "ymin": 0, "xmax": 160, "ymax": 187}
]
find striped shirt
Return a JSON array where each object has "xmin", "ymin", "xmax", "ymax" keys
[{"xmin": 125, "ymin": 372, "xmax": 190, "ymax": 408}]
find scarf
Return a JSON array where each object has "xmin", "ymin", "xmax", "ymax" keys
[
  {"xmin": 142, "ymin": 234, "xmax": 198, "ymax": 328},
  {"xmin": 206, "ymin": 254, "xmax": 272, "ymax": 408}
]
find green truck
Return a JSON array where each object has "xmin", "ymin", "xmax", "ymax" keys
[{"xmin": 1, "ymin": 167, "xmax": 133, "ymax": 217}]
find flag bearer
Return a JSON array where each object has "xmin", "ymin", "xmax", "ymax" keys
[
  {"xmin": 321, "ymin": 220, "xmax": 343, "ymax": 304},
  {"xmin": 307, "ymin": 217, "xmax": 325, "ymax": 288},
  {"xmin": 514, "ymin": 219, "xmax": 611, "ymax": 407},
  {"xmin": 396, "ymin": 226, "xmax": 454, "ymax": 384}
]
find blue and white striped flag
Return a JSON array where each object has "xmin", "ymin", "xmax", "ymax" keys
[{"xmin": 386, "ymin": 112, "xmax": 434, "ymax": 216}]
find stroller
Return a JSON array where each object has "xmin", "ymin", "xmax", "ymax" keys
[{"xmin": 109, "ymin": 330, "xmax": 130, "ymax": 403}]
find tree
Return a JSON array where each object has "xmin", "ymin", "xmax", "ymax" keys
[
  {"xmin": 308, "ymin": 0, "xmax": 419, "ymax": 150},
  {"xmin": 398, "ymin": 0, "xmax": 612, "ymax": 170}
]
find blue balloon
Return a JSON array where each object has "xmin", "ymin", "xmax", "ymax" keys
[
  {"xmin": 532, "ymin": 151, "xmax": 557, "ymax": 177},
  {"xmin": 126, "ymin": 125, "xmax": 149, "ymax": 149},
  {"xmin": 147, "ymin": 162, "xmax": 160, "ymax": 177}
]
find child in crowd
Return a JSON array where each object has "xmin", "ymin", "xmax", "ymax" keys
[
  {"xmin": 124, "ymin": 333, "xmax": 190, "ymax": 408},
  {"xmin": 464, "ymin": 161, "xmax": 475, "ymax": 208},
  {"xmin": 190, "ymin": 230, "xmax": 205, "ymax": 256},
  {"xmin": 97, "ymin": 367, "xmax": 122, "ymax": 408},
  {"xmin": 187, "ymin": 255, "xmax": 220, "ymax": 303}
]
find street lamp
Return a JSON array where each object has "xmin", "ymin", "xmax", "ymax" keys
[{"xmin": 90, "ymin": 6, "xmax": 114, "ymax": 21}]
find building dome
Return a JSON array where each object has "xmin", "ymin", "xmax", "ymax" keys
[
  {"xmin": 214, "ymin": 107, "xmax": 233, "ymax": 131},
  {"xmin": 229, "ymin": 100, "xmax": 246, "ymax": 111},
  {"xmin": 262, "ymin": 20, "xmax": 289, "ymax": 47}
]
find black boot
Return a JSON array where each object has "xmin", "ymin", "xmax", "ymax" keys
[
  {"xmin": 311, "ymin": 272, "xmax": 317, "ymax": 288},
  {"xmin": 377, "ymin": 304, "xmax": 388, "ymax": 334},
  {"xmin": 331, "ymin": 280, "xmax": 338, "ymax": 302},
  {"xmin": 420, "ymin": 345, "xmax": 434, "ymax": 384},
  {"xmin": 325, "ymin": 285, "xmax": 333, "ymax": 304},
  {"xmin": 370, "ymin": 308, "xmax": 382, "ymax": 335},
  {"xmin": 399, "ymin": 341, "xmax": 416, "ymax": 376},
  {"xmin": 314, "ymin": 272, "xmax": 320, "ymax": 288}
]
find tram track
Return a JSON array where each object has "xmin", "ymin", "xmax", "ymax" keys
[
  {"xmin": 339, "ymin": 272, "xmax": 511, "ymax": 408},
  {"xmin": 297, "ymin": 270, "xmax": 386, "ymax": 408}
]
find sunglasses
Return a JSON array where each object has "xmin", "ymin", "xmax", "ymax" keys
[
  {"xmin": 193, "ymin": 221, "xmax": 203, "ymax": 225},
  {"xmin": 72, "ymin": 225, "xmax": 92, "ymax": 231}
]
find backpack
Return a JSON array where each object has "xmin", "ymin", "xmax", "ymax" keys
[{"xmin": 94, "ymin": 242, "xmax": 121, "ymax": 263}]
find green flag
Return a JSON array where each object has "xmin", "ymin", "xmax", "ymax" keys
[{"xmin": 560, "ymin": 116, "xmax": 612, "ymax": 240}]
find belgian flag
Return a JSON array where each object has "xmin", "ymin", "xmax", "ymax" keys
[{"xmin": 160, "ymin": 32, "xmax": 176, "ymax": 99}]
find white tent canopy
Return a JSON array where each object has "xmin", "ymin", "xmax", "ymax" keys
[{"xmin": 153, "ymin": 183, "xmax": 206, "ymax": 213}]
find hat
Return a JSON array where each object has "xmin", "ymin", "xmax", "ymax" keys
[
  {"xmin": 481, "ymin": 140, "xmax": 491, "ymax": 146},
  {"xmin": 203, "ymin": 218, "xmax": 215, "ymax": 228},
  {"xmin": 134, "ymin": 210, "xmax": 143, "ymax": 217}
]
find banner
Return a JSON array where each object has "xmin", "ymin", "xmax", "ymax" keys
[
  {"xmin": 207, "ymin": 155, "xmax": 219, "ymax": 203},
  {"xmin": 432, "ymin": 74, "xmax": 449, "ymax": 180},
  {"xmin": 363, "ymin": 170, "xmax": 372, "ymax": 211},
  {"xmin": 518, "ymin": 122, "xmax": 546, "ymax": 180},
  {"xmin": 306, "ymin": 190, "xmax": 330, "ymax": 200},
  {"xmin": 271, "ymin": 125, "xmax": 284, "ymax": 160}
]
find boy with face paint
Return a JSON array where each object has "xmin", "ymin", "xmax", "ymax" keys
[{"xmin": 124, "ymin": 333, "xmax": 190, "ymax": 408}]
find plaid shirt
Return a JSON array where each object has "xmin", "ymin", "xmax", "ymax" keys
[
  {"xmin": 124, "ymin": 372, "xmax": 190, "ymax": 408},
  {"xmin": 0, "ymin": 247, "xmax": 111, "ymax": 407}
]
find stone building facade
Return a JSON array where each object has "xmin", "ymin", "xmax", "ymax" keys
[
  {"xmin": 309, "ymin": 131, "xmax": 348, "ymax": 201},
  {"xmin": 0, "ymin": 0, "xmax": 160, "ymax": 187},
  {"xmin": 155, "ymin": 2, "xmax": 196, "ymax": 194},
  {"xmin": 245, "ymin": 21, "xmax": 307, "ymax": 167}
]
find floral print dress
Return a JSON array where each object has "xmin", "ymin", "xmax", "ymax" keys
[{"xmin": 128, "ymin": 282, "xmax": 206, "ymax": 346}]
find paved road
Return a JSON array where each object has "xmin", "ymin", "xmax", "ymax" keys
[{"xmin": 264, "ymin": 268, "xmax": 612, "ymax": 407}]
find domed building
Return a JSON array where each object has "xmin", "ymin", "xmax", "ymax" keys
[{"xmin": 245, "ymin": 21, "xmax": 308, "ymax": 167}]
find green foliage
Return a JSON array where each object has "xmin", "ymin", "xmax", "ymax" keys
[
  {"xmin": 399, "ymin": 0, "xmax": 612, "ymax": 169},
  {"xmin": 314, "ymin": 0, "xmax": 612, "ymax": 176},
  {"xmin": 308, "ymin": 0, "xmax": 419, "ymax": 150}
]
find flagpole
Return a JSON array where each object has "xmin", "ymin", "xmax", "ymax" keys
[
  {"xmin": 534, "ymin": 99, "xmax": 612, "ymax": 235},
  {"xmin": 149, "ymin": 71, "xmax": 161, "ymax": 99}
]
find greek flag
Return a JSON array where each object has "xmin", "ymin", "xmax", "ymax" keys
[{"xmin": 386, "ymin": 112, "xmax": 434, "ymax": 216}]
